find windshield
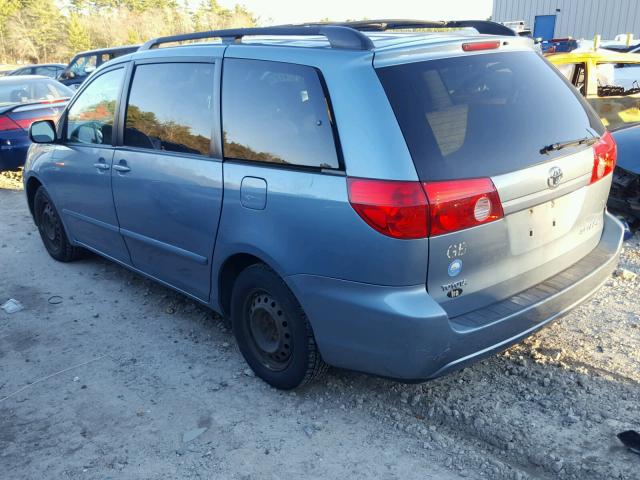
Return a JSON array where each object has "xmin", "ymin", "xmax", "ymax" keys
[
  {"xmin": 377, "ymin": 51, "xmax": 604, "ymax": 180},
  {"xmin": 0, "ymin": 79, "xmax": 72, "ymax": 106}
]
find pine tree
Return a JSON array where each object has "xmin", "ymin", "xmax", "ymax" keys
[
  {"xmin": 126, "ymin": 28, "xmax": 141, "ymax": 44},
  {"xmin": 1, "ymin": 0, "xmax": 256, "ymax": 63},
  {"xmin": 68, "ymin": 12, "xmax": 91, "ymax": 53}
]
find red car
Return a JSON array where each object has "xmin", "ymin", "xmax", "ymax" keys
[{"xmin": 0, "ymin": 75, "xmax": 72, "ymax": 171}]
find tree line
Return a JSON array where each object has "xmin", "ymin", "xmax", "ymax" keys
[{"xmin": 0, "ymin": 0, "xmax": 257, "ymax": 64}]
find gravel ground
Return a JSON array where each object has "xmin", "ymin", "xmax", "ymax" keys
[
  {"xmin": 1, "ymin": 178, "xmax": 639, "ymax": 479},
  {"xmin": 0, "ymin": 169, "xmax": 23, "ymax": 190}
]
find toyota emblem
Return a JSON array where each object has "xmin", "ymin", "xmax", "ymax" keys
[{"xmin": 547, "ymin": 166, "xmax": 563, "ymax": 189}]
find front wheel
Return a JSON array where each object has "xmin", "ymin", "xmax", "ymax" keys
[
  {"xmin": 231, "ymin": 264, "xmax": 327, "ymax": 390},
  {"xmin": 33, "ymin": 186, "xmax": 77, "ymax": 262}
]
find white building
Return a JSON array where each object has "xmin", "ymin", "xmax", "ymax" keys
[{"xmin": 492, "ymin": 0, "xmax": 640, "ymax": 40}]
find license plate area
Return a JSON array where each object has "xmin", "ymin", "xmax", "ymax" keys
[{"xmin": 505, "ymin": 188, "xmax": 585, "ymax": 255}]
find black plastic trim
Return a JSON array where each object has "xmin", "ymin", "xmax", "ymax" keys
[{"xmin": 224, "ymin": 157, "xmax": 345, "ymax": 176}]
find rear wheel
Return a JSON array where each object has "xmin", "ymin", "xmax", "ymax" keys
[
  {"xmin": 231, "ymin": 264, "xmax": 327, "ymax": 389},
  {"xmin": 34, "ymin": 186, "xmax": 76, "ymax": 262}
]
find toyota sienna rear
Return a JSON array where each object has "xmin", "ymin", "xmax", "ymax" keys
[{"xmin": 24, "ymin": 21, "xmax": 624, "ymax": 389}]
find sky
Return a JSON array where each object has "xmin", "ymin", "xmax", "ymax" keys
[{"xmin": 216, "ymin": 0, "xmax": 494, "ymax": 26}]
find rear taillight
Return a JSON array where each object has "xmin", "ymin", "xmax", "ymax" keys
[
  {"xmin": 347, "ymin": 177, "xmax": 504, "ymax": 239},
  {"xmin": 347, "ymin": 178, "xmax": 428, "ymax": 239},
  {"xmin": 423, "ymin": 178, "xmax": 504, "ymax": 236},
  {"xmin": 0, "ymin": 115, "xmax": 20, "ymax": 132},
  {"xmin": 590, "ymin": 131, "xmax": 616, "ymax": 184}
]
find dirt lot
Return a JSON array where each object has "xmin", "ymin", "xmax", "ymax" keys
[{"xmin": 1, "ymin": 172, "xmax": 639, "ymax": 479}]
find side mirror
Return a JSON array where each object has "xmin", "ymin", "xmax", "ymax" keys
[{"xmin": 29, "ymin": 120, "xmax": 56, "ymax": 144}]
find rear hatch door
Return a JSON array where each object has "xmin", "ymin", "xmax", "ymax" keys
[{"xmin": 377, "ymin": 48, "xmax": 612, "ymax": 317}]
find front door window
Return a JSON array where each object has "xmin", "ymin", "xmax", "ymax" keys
[{"xmin": 66, "ymin": 68, "xmax": 124, "ymax": 145}]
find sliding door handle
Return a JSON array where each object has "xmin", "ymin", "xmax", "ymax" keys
[{"xmin": 113, "ymin": 161, "xmax": 131, "ymax": 173}]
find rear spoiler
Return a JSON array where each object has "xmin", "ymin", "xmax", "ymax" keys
[{"xmin": 0, "ymin": 98, "xmax": 68, "ymax": 116}]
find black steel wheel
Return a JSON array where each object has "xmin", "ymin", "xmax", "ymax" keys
[
  {"xmin": 33, "ymin": 186, "xmax": 76, "ymax": 262},
  {"xmin": 246, "ymin": 291, "xmax": 293, "ymax": 371},
  {"xmin": 231, "ymin": 263, "xmax": 327, "ymax": 389}
]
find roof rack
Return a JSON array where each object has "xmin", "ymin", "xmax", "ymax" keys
[
  {"xmin": 140, "ymin": 26, "xmax": 375, "ymax": 51},
  {"xmin": 291, "ymin": 19, "xmax": 517, "ymax": 37}
]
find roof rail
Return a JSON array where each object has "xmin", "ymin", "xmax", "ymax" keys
[
  {"xmin": 140, "ymin": 26, "xmax": 375, "ymax": 51},
  {"xmin": 291, "ymin": 19, "xmax": 517, "ymax": 37}
]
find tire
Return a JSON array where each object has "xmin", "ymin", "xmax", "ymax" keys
[
  {"xmin": 33, "ymin": 186, "xmax": 77, "ymax": 262},
  {"xmin": 231, "ymin": 263, "xmax": 328, "ymax": 390}
]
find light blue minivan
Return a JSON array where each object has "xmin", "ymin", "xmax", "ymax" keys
[{"xmin": 24, "ymin": 21, "xmax": 624, "ymax": 389}]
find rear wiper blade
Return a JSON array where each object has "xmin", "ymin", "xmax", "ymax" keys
[{"xmin": 540, "ymin": 136, "xmax": 597, "ymax": 154}]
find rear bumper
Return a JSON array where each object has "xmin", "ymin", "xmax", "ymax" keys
[{"xmin": 287, "ymin": 211, "xmax": 624, "ymax": 381}]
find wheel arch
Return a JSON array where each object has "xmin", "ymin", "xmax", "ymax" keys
[
  {"xmin": 217, "ymin": 252, "xmax": 280, "ymax": 318},
  {"xmin": 25, "ymin": 175, "xmax": 43, "ymax": 219}
]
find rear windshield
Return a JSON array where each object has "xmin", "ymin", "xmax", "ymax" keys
[
  {"xmin": 377, "ymin": 51, "xmax": 604, "ymax": 180},
  {"xmin": 0, "ymin": 79, "xmax": 72, "ymax": 106}
]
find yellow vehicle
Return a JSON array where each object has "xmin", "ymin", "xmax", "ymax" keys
[{"xmin": 547, "ymin": 50, "xmax": 640, "ymax": 131}]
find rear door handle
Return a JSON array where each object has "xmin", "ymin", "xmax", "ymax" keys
[{"xmin": 113, "ymin": 160, "xmax": 130, "ymax": 173}]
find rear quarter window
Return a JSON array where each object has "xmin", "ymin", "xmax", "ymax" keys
[
  {"xmin": 34, "ymin": 66, "xmax": 56, "ymax": 77},
  {"xmin": 377, "ymin": 51, "xmax": 604, "ymax": 180},
  {"xmin": 222, "ymin": 58, "xmax": 340, "ymax": 169}
]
